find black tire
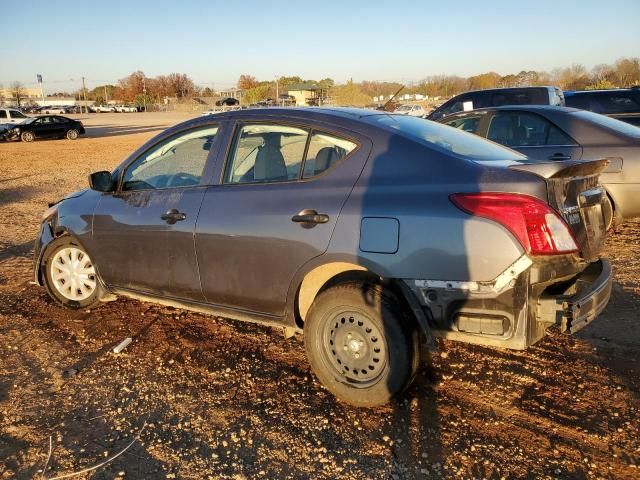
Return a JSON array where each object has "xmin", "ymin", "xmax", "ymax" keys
[
  {"xmin": 42, "ymin": 237, "xmax": 103, "ymax": 310},
  {"xmin": 66, "ymin": 129, "xmax": 79, "ymax": 140},
  {"xmin": 304, "ymin": 282, "xmax": 421, "ymax": 407}
]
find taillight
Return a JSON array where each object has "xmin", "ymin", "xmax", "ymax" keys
[{"xmin": 450, "ymin": 193, "xmax": 578, "ymax": 255}]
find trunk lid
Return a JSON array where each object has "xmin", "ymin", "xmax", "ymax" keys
[{"xmin": 508, "ymin": 159, "xmax": 610, "ymax": 262}]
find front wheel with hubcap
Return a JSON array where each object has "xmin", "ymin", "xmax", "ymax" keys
[
  {"xmin": 43, "ymin": 238, "xmax": 102, "ymax": 309},
  {"xmin": 304, "ymin": 282, "xmax": 420, "ymax": 407},
  {"xmin": 21, "ymin": 131, "xmax": 35, "ymax": 142},
  {"xmin": 66, "ymin": 129, "xmax": 79, "ymax": 140}
]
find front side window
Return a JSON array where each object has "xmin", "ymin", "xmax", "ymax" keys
[
  {"xmin": 122, "ymin": 125, "xmax": 218, "ymax": 191},
  {"xmin": 224, "ymin": 125, "xmax": 308, "ymax": 184},
  {"xmin": 445, "ymin": 115, "xmax": 481, "ymax": 133},
  {"xmin": 487, "ymin": 112, "xmax": 575, "ymax": 147},
  {"xmin": 0, "ymin": 111, "xmax": 6, "ymax": 119},
  {"xmin": 36, "ymin": 116, "xmax": 53, "ymax": 124},
  {"xmin": 303, "ymin": 132, "xmax": 357, "ymax": 178},
  {"xmin": 53, "ymin": 116, "xmax": 69, "ymax": 123},
  {"xmin": 10, "ymin": 110, "xmax": 27, "ymax": 118}
]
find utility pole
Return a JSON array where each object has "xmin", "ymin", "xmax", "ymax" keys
[
  {"xmin": 275, "ymin": 76, "xmax": 279, "ymax": 106},
  {"xmin": 81, "ymin": 77, "xmax": 89, "ymax": 114},
  {"xmin": 104, "ymin": 85, "xmax": 108, "ymax": 104},
  {"xmin": 142, "ymin": 76, "xmax": 147, "ymax": 112}
]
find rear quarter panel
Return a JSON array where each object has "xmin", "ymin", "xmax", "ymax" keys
[{"xmin": 326, "ymin": 132, "xmax": 547, "ymax": 282}]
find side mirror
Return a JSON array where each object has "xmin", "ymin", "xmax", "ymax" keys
[{"xmin": 89, "ymin": 171, "xmax": 115, "ymax": 192}]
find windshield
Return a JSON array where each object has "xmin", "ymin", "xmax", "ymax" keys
[
  {"xmin": 395, "ymin": 105, "xmax": 411, "ymax": 112},
  {"xmin": 375, "ymin": 115, "xmax": 526, "ymax": 162},
  {"xmin": 22, "ymin": 117, "xmax": 37, "ymax": 124},
  {"xmin": 572, "ymin": 110, "xmax": 640, "ymax": 138}
]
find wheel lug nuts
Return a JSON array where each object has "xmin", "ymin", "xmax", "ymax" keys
[
  {"xmin": 343, "ymin": 346, "xmax": 348, "ymax": 351},
  {"xmin": 354, "ymin": 353, "xmax": 360, "ymax": 359}
]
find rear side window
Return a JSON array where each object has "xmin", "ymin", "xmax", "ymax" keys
[
  {"xmin": 303, "ymin": 132, "xmax": 357, "ymax": 178},
  {"xmin": 487, "ymin": 112, "xmax": 575, "ymax": 147},
  {"xmin": 444, "ymin": 116, "xmax": 482, "ymax": 133},
  {"xmin": 225, "ymin": 124, "xmax": 358, "ymax": 184},
  {"xmin": 225, "ymin": 125, "xmax": 308, "ymax": 184}
]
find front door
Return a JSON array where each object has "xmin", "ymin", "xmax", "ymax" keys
[
  {"xmin": 195, "ymin": 121, "xmax": 371, "ymax": 316},
  {"xmin": 91, "ymin": 124, "xmax": 221, "ymax": 301},
  {"xmin": 485, "ymin": 110, "xmax": 583, "ymax": 162}
]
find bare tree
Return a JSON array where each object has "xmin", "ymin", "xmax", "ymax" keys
[{"xmin": 10, "ymin": 81, "xmax": 27, "ymax": 106}]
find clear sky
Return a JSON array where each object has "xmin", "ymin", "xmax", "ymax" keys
[{"xmin": 1, "ymin": 0, "xmax": 639, "ymax": 93}]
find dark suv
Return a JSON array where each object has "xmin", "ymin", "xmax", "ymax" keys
[
  {"xmin": 564, "ymin": 88, "xmax": 640, "ymax": 126},
  {"xmin": 427, "ymin": 86, "xmax": 565, "ymax": 121}
]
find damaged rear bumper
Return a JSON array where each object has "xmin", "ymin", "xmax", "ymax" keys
[
  {"xmin": 404, "ymin": 256, "xmax": 613, "ymax": 350},
  {"xmin": 537, "ymin": 259, "xmax": 612, "ymax": 334}
]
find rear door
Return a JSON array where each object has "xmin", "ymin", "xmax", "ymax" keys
[
  {"xmin": 195, "ymin": 120, "xmax": 372, "ymax": 316},
  {"xmin": 486, "ymin": 110, "xmax": 583, "ymax": 162},
  {"xmin": 91, "ymin": 123, "xmax": 222, "ymax": 300}
]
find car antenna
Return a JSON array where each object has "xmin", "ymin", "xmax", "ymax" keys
[{"xmin": 381, "ymin": 85, "xmax": 405, "ymax": 112}]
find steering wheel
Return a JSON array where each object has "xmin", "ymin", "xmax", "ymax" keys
[{"xmin": 166, "ymin": 172, "xmax": 199, "ymax": 187}]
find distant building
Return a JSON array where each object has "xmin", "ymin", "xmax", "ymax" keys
[
  {"xmin": 218, "ymin": 87, "xmax": 245, "ymax": 100},
  {"xmin": 0, "ymin": 86, "xmax": 42, "ymax": 105},
  {"xmin": 287, "ymin": 82, "xmax": 327, "ymax": 106}
]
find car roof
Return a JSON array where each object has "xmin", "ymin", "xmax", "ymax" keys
[
  {"xmin": 448, "ymin": 105, "xmax": 581, "ymax": 115},
  {"xmin": 455, "ymin": 86, "xmax": 557, "ymax": 96},
  {"xmin": 564, "ymin": 88, "xmax": 638, "ymax": 95}
]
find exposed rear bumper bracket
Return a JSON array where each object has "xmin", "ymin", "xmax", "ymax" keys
[{"xmin": 537, "ymin": 259, "xmax": 613, "ymax": 334}]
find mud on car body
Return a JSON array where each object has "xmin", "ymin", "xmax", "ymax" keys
[{"xmin": 34, "ymin": 108, "xmax": 613, "ymax": 406}]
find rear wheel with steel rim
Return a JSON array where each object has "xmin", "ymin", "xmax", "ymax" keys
[
  {"xmin": 305, "ymin": 282, "xmax": 420, "ymax": 407},
  {"xmin": 21, "ymin": 131, "xmax": 35, "ymax": 142},
  {"xmin": 43, "ymin": 238, "xmax": 102, "ymax": 309},
  {"xmin": 66, "ymin": 129, "xmax": 79, "ymax": 140}
]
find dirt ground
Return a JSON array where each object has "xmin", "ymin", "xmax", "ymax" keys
[{"xmin": 0, "ymin": 113, "xmax": 639, "ymax": 479}]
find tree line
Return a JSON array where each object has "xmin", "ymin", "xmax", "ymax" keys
[{"xmin": 4, "ymin": 57, "xmax": 638, "ymax": 107}]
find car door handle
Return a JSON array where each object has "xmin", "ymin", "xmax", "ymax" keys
[
  {"xmin": 548, "ymin": 153, "xmax": 572, "ymax": 161},
  {"xmin": 291, "ymin": 210, "xmax": 329, "ymax": 225},
  {"xmin": 161, "ymin": 208, "xmax": 186, "ymax": 224}
]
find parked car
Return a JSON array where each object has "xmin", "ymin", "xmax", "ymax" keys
[
  {"xmin": 215, "ymin": 97, "xmax": 240, "ymax": 106},
  {"xmin": 427, "ymin": 86, "xmax": 565, "ymax": 121},
  {"xmin": 34, "ymin": 108, "xmax": 612, "ymax": 406},
  {"xmin": 42, "ymin": 106, "xmax": 70, "ymax": 114},
  {"xmin": 3, "ymin": 115, "xmax": 84, "ymax": 142},
  {"xmin": 438, "ymin": 105, "xmax": 640, "ymax": 227},
  {"xmin": 94, "ymin": 105, "xmax": 116, "ymax": 113},
  {"xmin": 394, "ymin": 104, "xmax": 426, "ymax": 117},
  {"xmin": 0, "ymin": 107, "xmax": 30, "ymax": 131},
  {"xmin": 564, "ymin": 87, "xmax": 640, "ymax": 126},
  {"xmin": 115, "ymin": 105, "xmax": 137, "ymax": 113}
]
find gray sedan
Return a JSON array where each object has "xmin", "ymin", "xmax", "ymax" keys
[
  {"xmin": 34, "ymin": 108, "xmax": 612, "ymax": 406},
  {"xmin": 439, "ymin": 105, "xmax": 640, "ymax": 226}
]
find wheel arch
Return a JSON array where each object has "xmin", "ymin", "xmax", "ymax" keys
[{"xmin": 291, "ymin": 260, "xmax": 432, "ymax": 340}]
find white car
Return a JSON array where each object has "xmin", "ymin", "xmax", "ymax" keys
[
  {"xmin": 0, "ymin": 108, "xmax": 30, "ymax": 131},
  {"xmin": 42, "ymin": 106, "xmax": 69, "ymax": 114},
  {"xmin": 115, "ymin": 105, "xmax": 137, "ymax": 113},
  {"xmin": 394, "ymin": 104, "xmax": 427, "ymax": 117},
  {"xmin": 94, "ymin": 105, "xmax": 116, "ymax": 113},
  {"xmin": 201, "ymin": 109, "xmax": 222, "ymax": 116}
]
